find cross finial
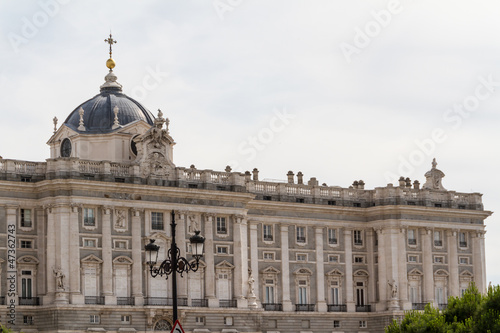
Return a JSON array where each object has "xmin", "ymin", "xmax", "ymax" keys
[{"xmin": 104, "ymin": 33, "xmax": 117, "ymax": 58}]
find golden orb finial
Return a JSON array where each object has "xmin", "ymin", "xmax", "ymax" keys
[
  {"xmin": 104, "ymin": 33, "xmax": 117, "ymax": 70},
  {"xmin": 106, "ymin": 58, "xmax": 116, "ymax": 69}
]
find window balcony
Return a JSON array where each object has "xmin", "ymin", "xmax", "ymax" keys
[
  {"xmin": 412, "ymin": 303, "xmax": 427, "ymax": 310},
  {"xmin": 264, "ymin": 235, "xmax": 273, "ymax": 241},
  {"xmin": 262, "ymin": 303, "xmax": 283, "ymax": 311},
  {"xmin": 408, "ymin": 239, "xmax": 417, "ymax": 245},
  {"xmin": 355, "ymin": 305, "xmax": 371, "ymax": 312},
  {"xmin": 85, "ymin": 296, "xmax": 105, "ymax": 305},
  {"xmin": 459, "ymin": 241, "xmax": 467, "ymax": 247},
  {"xmin": 117, "ymin": 297, "xmax": 135, "ymax": 305},
  {"xmin": 19, "ymin": 297, "xmax": 41, "ymax": 306},
  {"xmin": 327, "ymin": 304, "xmax": 347, "ymax": 312},
  {"xmin": 217, "ymin": 228, "xmax": 227, "ymax": 234},
  {"xmin": 438, "ymin": 303, "xmax": 447, "ymax": 311},
  {"xmin": 434, "ymin": 240, "xmax": 443, "ymax": 247},
  {"xmin": 295, "ymin": 304, "xmax": 315, "ymax": 312},
  {"xmin": 328, "ymin": 238, "xmax": 338, "ymax": 245},
  {"xmin": 191, "ymin": 298, "xmax": 208, "ymax": 307},
  {"xmin": 144, "ymin": 297, "xmax": 188, "ymax": 306},
  {"xmin": 219, "ymin": 299, "xmax": 237, "ymax": 308}
]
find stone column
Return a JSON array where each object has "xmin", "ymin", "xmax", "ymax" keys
[
  {"xmin": 233, "ymin": 215, "xmax": 249, "ymax": 308},
  {"xmin": 375, "ymin": 228, "xmax": 387, "ymax": 311},
  {"xmin": 249, "ymin": 223, "xmax": 260, "ymax": 304},
  {"xmin": 479, "ymin": 231, "xmax": 487, "ymax": 293},
  {"xmin": 204, "ymin": 214, "xmax": 218, "ymax": 307},
  {"xmin": 280, "ymin": 225, "xmax": 293, "ymax": 311},
  {"xmin": 45, "ymin": 205, "xmax": 56, "ymax": 303},
  {"xmin": 69, "ymin": 205, "xmax": 83, "ymax": 304},
  {"xmin": 315, "ymin": 227, "xmax": 327, "ymax": 312},
  {"xmin": 102, "ymin": 207, "xmax": 115, "ymax": 304},
  {"xmin": 472, "ymin": 231, "xmax": 486, "ymax": 293},
  {"xmin": 398, "ymin": 228, "xmax": 410, "ymax": 310},
  {"xmin": 176, "ymin": 211, "xmax": 188, "ymax": 301},
  {"xmin": 131, "ymin": 209, "xmax": 144, "ymax": 305},
  {"xmin": 366, "ymin": 229, "xmax": 376, "ymax": 306},
  {"xmin": 447, "ymin": 230, "xmax": 459, "ymax": 297},
  {"xmin": 344, "ymin": 229, "xmax": 355, "ymax": 312},
  {"xmin": 421, "ymin": 228, "xmax": 434, "ymax": 305}
]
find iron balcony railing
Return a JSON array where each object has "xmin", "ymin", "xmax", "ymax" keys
[
  {"xmin": 262, "ymin": 303, "xmax": 283, "ymax": 311},
  {"xmin": 191, "ymin": 299, "xmax": 208, "ymax": 307},
  {"xmin": 438, "ymin": 303, "xmax": 448, "ymax": 310},
  {"xmin": 327, "ymin": 304, "xmax": 347, "ymax": 312},
  {"xmin": 144, "ymin": 297, "xmax": 188, "ymax": 306},
  {"xmin": 219, "ymin": 299, "xmax": 237, "ymax": 308},
  {"xmin": 412, "ymin": 303, "xmax": 427, "ymax": 310},
  {"xmin": 85, "ymin": 296, "xmax": 105, "ymax": 305},
  {"xmin": 295, "ymin": 304, "xmax": 315, "ymax": 312},
  {"xmin": 355, "ymin": 305, "xmax": 371, "ymax": 312},
  {"xmin": 19, "ymin": 297, "xmax": 41, "ymax": 306},
  {"xmin": 117, "ymin": 297, "xmax": 135, "ymax": 305}
]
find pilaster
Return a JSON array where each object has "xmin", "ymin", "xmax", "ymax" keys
[
  {"xmin": 421, "ymin": 228, "xmax": 434, "ymax": 305},
  {"xmin": 472, "ymin": 231, "xmax": 486, "ymax": 293},
  {"xmin": 69, "ymin": 204, "xmax": 83, "ymax": 304},
  {"xmin": 315, "ymin": 227, "xmax": 327, "ymax": 312},
  {"xmin": 233, "ymin": 215, "xmax": 248, "ymax": 308},
  {"xmin": 102, "ymin": 206, "xmax": 115, "ymax": 304},
  {"xmin": 249, "ymin": 223, "xmax": 260, "ymax": 305},
  {"xmin": 280, "ymin": 224, "xmax": 293, "ymax": 311},
  {"xmin": 447, "ymin": 230, "xmax": 459, "ymax": 297},
  {"xmin": 203, "ymin": 214, "xmax": 217, "ymax": 307},
  {"xmin": 375, "ymin": 228, "xmax": 387, "ymax": 311},
  {"xmin": 398, "ymin": 228, "xmax": 410, "ymax": 310},
  {"xmin": 131, "ymin": 209, "xmax": 144, "ymax": 305},
  {"xmin": 176, "ymin": 211, "xmax": 188, "ymax": 300},
  {"xmin": 344, "ymin": 229, "xmax": 354, "ymax": 312}
]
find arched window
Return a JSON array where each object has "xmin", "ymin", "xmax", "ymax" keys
[{"xmin": 154, "ymin": 319, "xmax": 172, "ymax": 331}]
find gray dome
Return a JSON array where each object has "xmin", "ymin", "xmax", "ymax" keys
[{"xmin": 64, "ymin": 72, "xmax": 155, "ymax": 134}]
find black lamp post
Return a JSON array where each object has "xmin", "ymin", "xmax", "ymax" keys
[{"xmin": 145, "ymin": 210, "xmax": 205, "ymax": 323}]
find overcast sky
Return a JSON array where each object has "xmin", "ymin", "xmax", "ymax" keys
[{"xmin": 1, "ymin": 0, "xmax": 499, "ymax": 284}]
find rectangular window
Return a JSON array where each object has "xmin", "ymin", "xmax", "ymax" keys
[
  {"xmin": 435, "ymin": 287, "xmax": 445, "ymax": 304},
  {"xmin": 354, "ymin": 256, "xmax": 364, "ymax": 263},
  {"xmin": 224, "ymin": 317, "xmax": 233, "ymax": 326},
  {"xmin": 408, "ymin": 229, "xmax": 417, "ymax": 245},
  {"xmin": 328, "ymin": 255, "xmax": 339, "ymax": 263},
  {"xmin": 410, "ymin": 286, "xmax": 418, "ymax": 303},
  {"xmin": 84, "ymin": 239, "xmax": 97, "ymax": 248},
  {"xmin": 217, "ymin": 217, "xmax": 227, "ymax": 234},
  {"xmin": 333, "ymin": 320, "xmax": 340, "ymax": 328},
  {"xmin": 84, "ymin": 208, "xmax": 95, "ymax": 226},
  {"xmin": 263, "ymin": 252, "xmax": 275, "ymax": 260},
  {"xmin": 434, "ymin": 256, "xmax": 444, "ymax": 264},
  {"xmin": 90, "ymin": 315, "xmax": 100, "ymax": 324},
  {"xmin": 434, "ymin": 231, "xmax": 442, "ymax": 247},
  {"xmin": 114, "ymin": 240, "xmax": 127, "ymax": 249},
  {"xmin": 353, "ymin": 202, "xmax": 361, "ymax": 207},
  {"xmin": 20, "ymin": 240, "xmax": 32, "ymax": 249},
  {"xmin": 265, "ymin": 285, "xmax": 275, "ymax": 303},
  {"xmin": 21, "ymin": 209, "xmax": 32, "ymax": 228},
  {"xmin": 328, "ymin": 229, "xmax": 338, "ymax": 245},
  {"xmin": 296, "ymin": 254, "xmax": 307, "ymax": 261},
  {"xmin": 359, "ymin": 320, "xmax": 367, "ymax": 328},
  {"xmin": 263, "ymin": 225, "xmax": 273, "ymax": 241},
  {"xmin": 121, "ymin": 315, "xmax": 131, "ymax": 324},
  {"xmin": 459, "ymin": 232, "xmax": 468, "ymax": 247},
  {"xmin": 195, "ymin": 316, "xmax": 205, "ymax": 325},
  {"xmin": 296, "ymin": 198, "xmax": 305, "ymax": 203},
  {"xmin": 216, "ymin": 246, "xmax": 229, "ymax": 254},
  {"xmin": 298, "ymin": 285, "xmax": 308, "ymax": 304},
  {"xmin": 328, "ymin": 200, "xmax": 336, "ymax": 206},
  {"xmin": 408, "ymin": 255, "xmax": 418, "ymax": 263},
  {"xmin": 296, "ymin": 226, "xmax": 306, "ymax": 243},
  {"xmin": 330, "ymin": 285, "xmax": 340, "ymax": 304},
  {"xmin": 23, "ymin": 316, "xmax": 34, "ymax": 325},
  {"xmin": 459, "ymin": 257, "xmax": 469, "ymax": 265},
  {"xmin": 353, "ymin": 230, "xmax": 363, "ymax": 246},
  {"xmin": 151, "ymin": 212, "xmax": 164, "ymax": 230}
]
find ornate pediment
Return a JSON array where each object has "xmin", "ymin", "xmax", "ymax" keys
[
  {"xmin": 294, "ymin": 268, "xmax": 313, "ymax": 275},
  {"xmin": 408, "ymin": 268, "xmax": 423, "ymax": 276},
  {"xmin": 215, "ymin": 260, "xmax": 234, "ymax": 270},
  {"xmin": 81, "ymin": 254, "xmax": 103, "ymax": 264},
  {"xmin": 17, "ymin": 256, "xmax": 39, "ymax": 264},
  {"xmin": 434, "ymin": 269, "xmax": 449, "ymax": 276},
  {"xmin": 326, "ymin": 268, "xmax": 344, "ymax": 276},
  {"xmin": 113, "ymin": 256, "xmax": 133, "ymax": 265},
  {"xmin": 353, "ymin": 269, "xmax": 369, "ymax": 277},
  {"xmin": 262, "ymin": 266, "xmax": 280, "ymax": 274}
]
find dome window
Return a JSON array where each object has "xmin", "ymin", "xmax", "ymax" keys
[
  {"xmin": 130, "ymin": 135, "xmax": 139, "ymax": 156},
  {"xmin": 61, "ymin": 138, "xmax": 72, "ymax": 157}
]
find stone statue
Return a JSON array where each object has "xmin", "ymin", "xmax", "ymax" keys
[
  {"xmin": 54, "ymin": 267, "xmax": 65, "ymax": 290},
  {"xmin": 388, "ymin": 280, "xmax": 398, "ymax": 298},
  {"xmin": 248, "ymin": 270, "xmax": 256, "ymax": 297},
  {"xmin": 115, "ymin": 209, "xmax": 126, "ymax": 228}
]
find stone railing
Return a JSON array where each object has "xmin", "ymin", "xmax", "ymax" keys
[{"xmin": 0, "ymin": 158, "xmax": 484, "ymax": 210}]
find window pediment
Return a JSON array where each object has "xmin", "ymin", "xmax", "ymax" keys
[
  {"xmin": 326, "ymin": 268, "xmax": 344, "ymax": 277},
  {"xmin": 17, "ymin": 255, "xmax": 39, "ymax": 264},
  {"xmin": 81, "ymin": 254, "xmax": 103, "ymax": 264},
  {"xmin": 113, "ymin": 256, "xmax": 133, "ymax": 265},
  {"xmin": 262, "ymin": 266, "xmax": 280, "ymax": 275},
  {"xmin": 294, "ymin": 268, "xmax": 313, "ymax": 275},
  {"xmin": 215, "ymin": 260, "xmax": 234, "ymax": 270}
]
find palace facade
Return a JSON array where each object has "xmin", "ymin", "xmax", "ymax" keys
[{"xmin": 0, "ymin": 52, "xmax": 491, "ymax": 333}]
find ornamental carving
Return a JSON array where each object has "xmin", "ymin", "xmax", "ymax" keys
[{"xmin": 142, "ymin": 152, "xmax": 171, "ymax": 177}]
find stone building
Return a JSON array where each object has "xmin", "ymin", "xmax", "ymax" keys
[{"xmin": 0, "ymin": 47, "xmax": 491, "ymax": 333}]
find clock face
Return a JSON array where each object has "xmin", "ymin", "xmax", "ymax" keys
[{"xmin": 61, "ymin": 138, "xmax": 72, "ymax": 157}]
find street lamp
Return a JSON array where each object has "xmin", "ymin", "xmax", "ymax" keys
[{"xmin": 145, "ymin": 210, "xmax": 205, "ymax": 323}]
